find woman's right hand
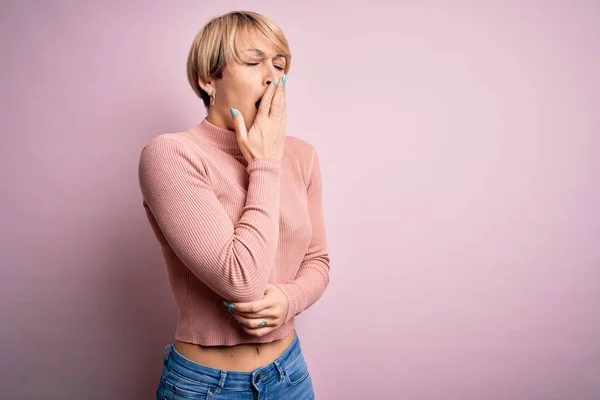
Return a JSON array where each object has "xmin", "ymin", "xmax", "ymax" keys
[{"xmin": 230, "ymin": 76, "xmax": 286, "ymax": 163}]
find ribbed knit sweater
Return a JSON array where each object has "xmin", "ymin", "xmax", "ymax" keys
[{"xmin": 138, "ymin": 118, "xmax": 330, "ymax": 346}]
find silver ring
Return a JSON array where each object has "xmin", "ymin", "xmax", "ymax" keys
[{"xmin": 258, "ymin": 320, "xmax": 267, "ymax": 327}]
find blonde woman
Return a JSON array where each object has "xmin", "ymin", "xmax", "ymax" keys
[{"xmin": 138, "ymin": 11, "xmax": 330, "ymax": 399}]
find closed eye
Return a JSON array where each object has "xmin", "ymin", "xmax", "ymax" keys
[{"xmin": 246, "ymin": 62, "xmax": 285, "ymax": 71}]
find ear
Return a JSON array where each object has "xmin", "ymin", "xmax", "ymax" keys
[{"xmin": 198, "ymin": 78, "xmax": 216, "ymax": 95}]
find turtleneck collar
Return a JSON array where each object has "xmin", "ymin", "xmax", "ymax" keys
[{"xmin": 191, "ymin": 118, "xmax": 242, "ymax": 155}]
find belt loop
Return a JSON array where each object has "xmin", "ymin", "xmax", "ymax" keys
[
  {"xmin": 162, "ymin": 344, "xmax": 173, "ymax": 366},
  {"xmin": 273, "ymin": 360, "xmax": 285, "ymax": 381},
  {"xmin": 212, "ymin": 371, "xmax": 227, "ymax": 395}
]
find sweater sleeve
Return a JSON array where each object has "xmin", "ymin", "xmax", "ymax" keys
[
  {"xmin": 274, "ymin": 148, "xmax": 330, "ymax": 323},
  {"xmin": 138, "ymin": 136, "xmax": 282, "ymax": 303}
]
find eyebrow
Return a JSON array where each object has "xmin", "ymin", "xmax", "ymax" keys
[{"xmin": 245, "ymin": 48, "xmax": 287, "ymax": 59}]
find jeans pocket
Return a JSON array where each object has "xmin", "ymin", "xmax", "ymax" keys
[
  {"xmin": 283, "ymin": 352, "xmax": 310, "ymax": 386},
  {"xmin": 159, "ymin": 370, "xmax": 214, "ymax": 400}
]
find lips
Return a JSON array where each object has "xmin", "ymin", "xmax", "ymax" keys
[{"xmin": 254, "ymin": 91, "xmax": 266, "ymax": 109}]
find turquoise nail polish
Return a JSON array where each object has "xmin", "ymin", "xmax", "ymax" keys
[
  {"xmin": 282, "ymin": 75, "xmax": 287, "ymax": 85},
  {"xmin": 230, "ymin": 108, "xmax": 237, "ymax": 117},
  {"xmin": 227, "ymin": 308, "xmax": 234, "ymax": 314},
  {"xmin": 223, "ymin": 300, "xmax": 234, "ymax": 309},
  {"xmin": 273, "ymin": 78, "xmax": 279, "ymax": 87}
]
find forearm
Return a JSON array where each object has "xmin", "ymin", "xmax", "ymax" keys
[
  {"xmin": 139, "ymin": 136, "xmax": 282, "ymax": 302},
  {"xmin": 274, "ymin": 255, "xmax": 330, "ymax": 323}
]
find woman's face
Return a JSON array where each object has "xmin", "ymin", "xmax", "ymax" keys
[{"xmin": 203, "ymin": 35, "xmax": 287, "ymax": 131}]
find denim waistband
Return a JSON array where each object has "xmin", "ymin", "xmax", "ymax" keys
[{"xmin": 162, "ymin": 331, "xmax": 301, "ymax": 391}]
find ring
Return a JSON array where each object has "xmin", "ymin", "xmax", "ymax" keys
[{"xmin": 258, "ymin": 320, "xmax": 267, "ymax": 327}]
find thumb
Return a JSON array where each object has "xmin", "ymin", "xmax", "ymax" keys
[{"xmin": 230, "ymin": 108, "xmax": 247, "ymax": 141}]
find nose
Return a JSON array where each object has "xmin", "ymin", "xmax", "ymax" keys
[
  {"xmin": 263, "ymin": 74, "xmax": 275, "ymax": 86},
  {"xmin": 262, "ymin": 64, "xmax": 282, "ymax": 86}
]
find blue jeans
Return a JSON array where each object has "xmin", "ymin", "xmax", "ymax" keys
[{"xmin": 156, "ymin": 331, "xmax": 315, "ymax": 399}]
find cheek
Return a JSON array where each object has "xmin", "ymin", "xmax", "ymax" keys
[
  {"xmin": 243, "ymin": 109, "xmax": 258, "ymax": 128},
  {"xmin": 219, "ymin": 70, "xmax": 262, "ymax": 121},
  {"xmin": 229, "ymin": 85, "xmax": 255, "ymax": 108},
  {"xmin": 231, "ymin": 73, "xmax": 258, "ymax": 95}
]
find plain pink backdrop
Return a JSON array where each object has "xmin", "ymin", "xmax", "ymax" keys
[{"xmin": 1, "ymin": 1, "xmax": 599, "ymax": 399}]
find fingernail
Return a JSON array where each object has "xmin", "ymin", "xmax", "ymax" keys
[
  {"xmin": 273, "ymin": 78, "xmax": 279, "ymax": 87},
  {"xmin": 227, "ymin": 308, "xmax": 234, "ymax": 314},
  {"xmin": 282, "ymin": 75, "xmax": 287, "ymax": 85},
  {"xmin": 230, "ymin": 108, "xmax": 238, "ymax": 117},
  {"xmin": 238, "ymin": 321, "xmax": 244, "ymax": 328},
  {"xmin": 223, "ymin": 300, "xmax": 235, "ymax": 309}
]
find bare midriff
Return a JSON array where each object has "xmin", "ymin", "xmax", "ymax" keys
[{"xmin": 173, "ymin": 329, "xmax": 296, "ymax": 372}]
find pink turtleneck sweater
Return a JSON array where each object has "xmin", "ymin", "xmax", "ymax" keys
[{"xmin": 138, "ymin": 118, "xmax": 330, "ymax": 346}]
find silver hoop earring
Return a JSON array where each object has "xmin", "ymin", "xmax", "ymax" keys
[{"xmin": 210, "ymin": 92, "xmax": 215, "ymax": 106}]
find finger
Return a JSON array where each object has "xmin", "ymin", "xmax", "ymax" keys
[
  {"xmin": 233, "ymin": 309, "xmax": 271, "ymax": 319},
  {"xmin": 230, "ymin": 108, "xmax": 254, "ymax": 161},
  {"xmin": 240, "ymin": 323, "xmax": 274, "ymax": 338},
  {"xmin": 279, "ymin": 107, "xmax": 287, "ymax": 133},
  {"xmin": 230, "ymin": 108, "xmax": 247, "ymax": 140},
  {"xmin": 256, "ymin": 78, "xmax": 278, "ymax": 117},
  {"xmin": 234, "ymin": 314, "xmax": 272, "ymax": 329},
  {"xmin": 232, "ymin": 306, "xmax": 275, "ymax": 319},
  {"xmin": 232, "ymin": 297, "xmax": 272, "ymax": 314},
  {"xmin": 269, "ymin": 76, "xmax": 286, "ymax": 119}
]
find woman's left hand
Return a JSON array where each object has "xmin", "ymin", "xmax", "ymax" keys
[{"xmin": 224, "ymin": 284, "xmax": 289, "ymax": 337}]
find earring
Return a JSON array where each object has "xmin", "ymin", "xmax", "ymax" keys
[{"xmin": 210, "ymin": 91, "xmax": 215, "ymax": 106}]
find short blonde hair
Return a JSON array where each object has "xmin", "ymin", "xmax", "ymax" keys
[{"xmin": 187, "ymin": 11, "xmax": 292, "ymax": 108}]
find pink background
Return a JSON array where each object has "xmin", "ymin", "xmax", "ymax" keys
[{"xmin": 2, "ymin": 1, "xmax": 599, "ymax": 399}]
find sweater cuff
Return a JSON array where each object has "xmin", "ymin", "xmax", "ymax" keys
[
  {"xmin": 246, "ymin": 158, "xmax": 282, "ymax": 174},
  {"xmin": 273, "ymin": 282, "xmax": 303, "ymax": 324}
]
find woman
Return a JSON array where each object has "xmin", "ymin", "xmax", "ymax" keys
[{"xmin": 138, "ymin": 10, "xmax": 330, "ymax": 399}]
